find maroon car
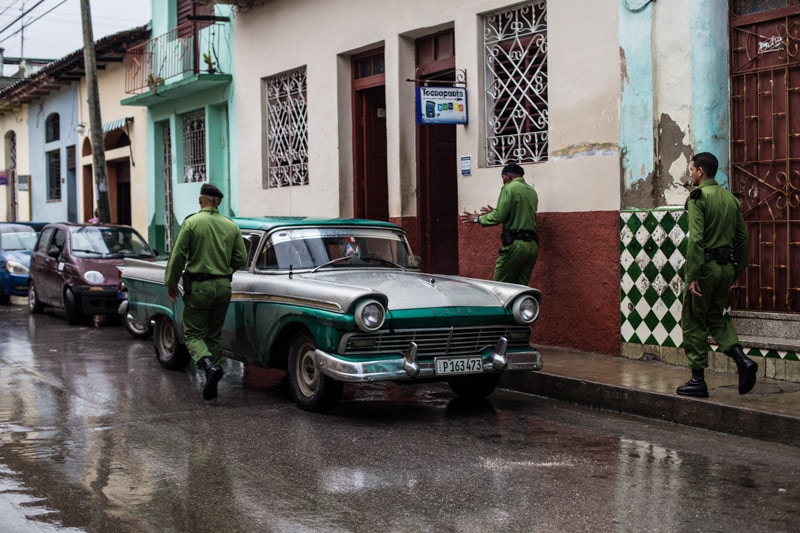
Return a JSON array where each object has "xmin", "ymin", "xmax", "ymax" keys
[{"xmin": 29, "ymin": 223, "xmax": 156, "ymax": 324}]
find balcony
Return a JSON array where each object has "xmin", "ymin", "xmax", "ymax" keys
[{"xmin": 122, "ymin": 20, "xmax": 231, "ymax": 106}]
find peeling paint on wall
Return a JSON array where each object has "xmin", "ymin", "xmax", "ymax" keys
[
  {"xmin": 551, "ymin": 142, "xmax": 618, "ymax": 160},
  {"xmin": 656, "ymin": 113, "xmax": 692, "ymax": 207}
]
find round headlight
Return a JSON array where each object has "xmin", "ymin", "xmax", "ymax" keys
[
  {"xmin": 6, "ymin": 260, "xmax": 28, "ymax": 275},
  {"xmin": 84, "ymin": 270, "xmax": 105, "ymax": 284},
  {"xmin": 354, "ymin": 300, "xmax": 386, "ymax": 332},
  {"xmin": 512, "ymin": 295, "xmax": 539, "ymax": 324}
]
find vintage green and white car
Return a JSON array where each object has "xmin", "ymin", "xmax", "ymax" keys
[{"xmin": 120, "ymin": 217, "xmax": 543, "ymax": 412}]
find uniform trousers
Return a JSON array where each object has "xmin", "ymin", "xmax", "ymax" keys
[
  {"xmin": 494, "ymin": 239, "xmax": 539, "ymax": 286},
  {"xmin": 681, "ymin": 261, "xmax": 740, "ymax": 369},
  {"xmin": 182, "ymin": 277, "xmax": 231, "ymax": 365}
]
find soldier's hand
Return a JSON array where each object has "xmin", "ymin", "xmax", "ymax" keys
[
  {"xmin": 167, "ymin": 286, "xmax": 179, "ymax": 303},
  {"xmin": 688, "ymin": 280, "xmax": 702, "ymax": 298}
]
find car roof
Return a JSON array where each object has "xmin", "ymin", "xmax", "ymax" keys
[
  {"xmin": 40, "ymin": 222, "xmax": 141, "ymax": 231},
  {"xmin": 0, "ymin": 223, "xmax": 39, "ymax": 232},
  {"xmin": 232, "ymin": 216, "xmax": 404, "ymax": 233}
]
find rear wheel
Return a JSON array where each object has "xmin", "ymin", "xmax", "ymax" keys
[
  {"xmin": 64, "ymin": 287, "xmax": 82, "ymax": 325},
  {"xmin": 154, "ymin": 315, "xmax": 190, "ymax": 370},
  {"xmin": 448, "ymin": 373, "xmax": 501, "ymax": 399},
  {"xmin": 287, "ymin": 331, "xmax": 343, "ymax": 413},
  {"xmin": 28, "ymin": 282, "xmax": 44, "ymax": 313},
  {"xmin": 125, "ymin": 311, "xmax": 153, "ymax": 339}
]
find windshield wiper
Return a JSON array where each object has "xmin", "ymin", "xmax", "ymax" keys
[
  {"xmin": 71, "ymin": 248, "xmax": 106, "ymax": 256},
  {"xmin": 311, "ymin": 255, "xmax": 356, "ymax": 272},
  {"xmin": 359, "ymin": 255, "xmax": 406, "ymax": 270}
]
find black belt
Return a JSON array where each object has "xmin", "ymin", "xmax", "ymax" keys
[
  {"xmin": 704, "ymin": 247, "xmax": 732, "ymax": 265},
  {"xmin": 501, "ymin": 230, "xmax": 539, "ymax": 246},
  {"xmin": 188, "ymin": 272, "xmax": 230, "ymax": 282}
]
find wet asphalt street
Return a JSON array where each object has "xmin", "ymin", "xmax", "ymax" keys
[{"xmin": 1, "ymin": 299, "xmax": 799, "ymax": 533}]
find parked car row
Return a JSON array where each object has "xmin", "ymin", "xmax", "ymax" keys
[
  {"xmin": 120, "ymin": 217, "xmax": 544, "ymax": 413},
  {"xmin": 22, "ymin": 222, "xmax": 157, "ymax": 325}
]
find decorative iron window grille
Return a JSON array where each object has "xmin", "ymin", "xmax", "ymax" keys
[
  {"xmin": 731, "ymin": 0, "xmax": 800, "ymax": 17},
  {"xmin": 162, "ymin": 122, "xmax": 174, "ymax": 251},
  {"xmin": 8, "ymin": 131, "xmax": 16, "ymax": 171},
  {"xmin": 483, "ymin": 1, "xmax": 548, "ymax": 166},
  {"xmin": 264, "ymin": 67, "xmax": 308, "ymax": 188},
  {"xmin": 46, "ymin": 149, "xmax": 61, "ymax": 201},
  {"xmin": 181, "ymin": 110, "xmax": 206, "ymax": 183}
]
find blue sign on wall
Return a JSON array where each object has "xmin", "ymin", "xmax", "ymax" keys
[{"xmin": 416, "ymin": 86, "xmax": 467, "ymax": 125}]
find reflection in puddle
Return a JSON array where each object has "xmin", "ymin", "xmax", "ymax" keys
[{"xmin": 0, "ymin": 463, "xmax": 84, "ymax": 532}]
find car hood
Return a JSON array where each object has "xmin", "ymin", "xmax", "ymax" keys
[
  {"xmin": 294, "ymin": 270, "xmax": 539, "ymax": 310},
  {"xmin": 2, "ymin": 250, "xmax": 31, "ymax": 266}
]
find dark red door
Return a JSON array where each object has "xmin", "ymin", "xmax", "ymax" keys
[
  {"xmin": 730, "ymin": 5, "xmax": 800, "ymax": 312},
  {"xmin": 418, "ymin": 124, "xmax": 458, "ymax": 274},
  {"xmin": 354, "ymin": 86, "xmax": 389, "ymax": 221}
]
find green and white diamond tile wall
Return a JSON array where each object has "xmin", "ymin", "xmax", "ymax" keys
[{"xmin": 620, "ymin": 209, "xmax": 687, "ymax": 348}]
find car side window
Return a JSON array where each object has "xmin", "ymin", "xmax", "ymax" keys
[{"xmin": 35, "ymin": 227, "xmax": 55, "ymax": 253}]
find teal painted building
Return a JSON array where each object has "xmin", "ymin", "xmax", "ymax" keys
[{"xmin": 122, "ymin": 0, "xmax": 237, "ymax": 253}]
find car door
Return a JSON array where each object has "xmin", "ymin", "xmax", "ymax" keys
[
  {"xmin": 33, "ymin": 227, "xmax": 66, "ymax": 307},
  {"xmin": 30, "ymin": 226, "xmax": 54, "ymax": 305}
]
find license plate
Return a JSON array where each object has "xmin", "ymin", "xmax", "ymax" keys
[{"xmin": 435, "ymin": 356, "xmax": 483, "ymax": 375}]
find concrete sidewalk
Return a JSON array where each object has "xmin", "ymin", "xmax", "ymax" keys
[{"xmin": 500, "ymin": 348, "xmax": 800, "ymax": 448}]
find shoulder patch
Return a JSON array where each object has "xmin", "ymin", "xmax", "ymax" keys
[{"xmin": 690, "ymin": 188, "xmax": 702, "ymax": 201}]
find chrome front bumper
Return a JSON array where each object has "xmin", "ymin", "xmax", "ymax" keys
[{"xmin": 314, "ymin": 336, "xmax": 542, "ymax": 383}]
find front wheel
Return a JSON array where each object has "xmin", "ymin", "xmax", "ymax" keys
[
  {"xmin": 125, "ymin": 312, "xmax": 153, "ymax": 339},
  {"xmin": 28, "ymin": 282, "xmax": 44, "ymax": 313},
  {"xmin": 154, "ymin": 315, "xmax": 190, "ymax": 370},
  {"xmin": 64, "ymin": 287, "xmax": 82, "ymax": 325},
  {"xmin": 287, "ymin": 331, "xmax": 343, "ymax": 413},
  {"xmin": 448, "ymin": 373, "xmax": 501, "ymax": 399}
]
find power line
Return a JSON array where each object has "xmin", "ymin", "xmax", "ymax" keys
[
  {"xmin": 0, "ymin": 0, "xmax": 68, "ymax": 46},
  {"xmin": 0, "ymin": 0, "xmax": 47, "ymax": 38}
]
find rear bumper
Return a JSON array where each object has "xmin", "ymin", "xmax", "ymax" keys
[{"xmin": 314, "ymin": 337, "xmax": 542, "ymax": 383}]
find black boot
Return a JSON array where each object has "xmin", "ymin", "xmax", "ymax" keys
[
  {"xmin": 726, "ymin": 345, "xmax": 757, "ymax": 395},
  {"xmin": 198, "ymin": 357, "xmax": 224, "ymax": 400},
  {"xmin": 677, "ymin": 369, "xmax": 708, "ymax": 398}
]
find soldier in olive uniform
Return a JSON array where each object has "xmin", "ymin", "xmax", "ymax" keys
[
  {"xmin": 678, "ymin": 152, "xmax": 757, "ymax": 398},
  {"xmin": 459, "ymin": 164, "xmax": 539, "ymax": 286},
  {"xmin": 165, "ymin": 183, "xmax": 247, "ymax": 401}
]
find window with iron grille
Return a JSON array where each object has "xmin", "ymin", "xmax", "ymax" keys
[
  {"xmin": 483, "ymin": 1, "xmax": 548, "ymax": 166},
  {"xmin": 263, "ymin": 67, "xmax": 308, "ymax": 188},
  {"xmin": 181, "ymin": 110, "xmax": 206, "ymax": 183},
  {"xmin": 45, "ymin": 113, "xmax": 60, "ymax": 143},
  {"xmin": 731, "ymin": 0, "xmax": 800, "ymax": 17},
  {"xmin": 161, "ymin": 121, "xmax": 174, "ymax": 251},
  {"xmin": 46, "ymin": 149, "xmax": 61, "ymax": 201}
]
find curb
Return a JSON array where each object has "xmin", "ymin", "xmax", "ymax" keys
[{"xmin": 501, "ymin": 372, "xmax": 800, "ymax": 448}]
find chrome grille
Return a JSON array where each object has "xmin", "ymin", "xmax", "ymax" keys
[{"xmin": 340, "ymin": 325, "xmax": 532, "ymax": 358}]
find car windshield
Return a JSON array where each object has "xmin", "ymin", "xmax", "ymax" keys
[
  {"xmin": 69, "ymin": 226, "xmax": 154, "ymax": 258},
  {"xmin": 0, "ymin": 230, "xmax": 37, "ymax": 251},
  {"xmin": 257, "ymin": 227, "xmax": 419, "ymax": 271}
]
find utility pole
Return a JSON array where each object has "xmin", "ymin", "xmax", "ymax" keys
[{"xmin": 80, "ymin": 0, "xmax": 110, "ymax": 222}]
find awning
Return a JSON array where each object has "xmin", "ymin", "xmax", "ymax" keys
[{"xmin": 102, "ymin": 116, "xmax": 133, "ymax": 133}]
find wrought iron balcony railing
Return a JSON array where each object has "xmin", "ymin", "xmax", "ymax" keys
[{"xmin": 125, "ymin": 21, "xmax": 220, "ymax": 95}]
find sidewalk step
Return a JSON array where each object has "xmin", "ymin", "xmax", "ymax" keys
[{"xmin": 502, "ymin": 348, "xmax": 800, "ymax": 448}]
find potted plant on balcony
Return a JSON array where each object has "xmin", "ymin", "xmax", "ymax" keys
[
  {"xmin": 203, "ymin": 53, "xmax": 216, "ymax": 74},
  {"xmin": 146, "ymin": 73, "xmax": 164, "ymax": 91}
]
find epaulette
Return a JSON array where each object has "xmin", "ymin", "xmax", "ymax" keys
[{"xmin": 684, "ymin": 188, "xmax": 702, "ymax": 209}]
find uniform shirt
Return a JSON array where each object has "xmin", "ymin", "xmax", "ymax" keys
[
  {"xmin": 164, "ymin": 206, "xmax": 247, "ymax": 288},
  {"xmin": 684, "ymin": 179, "xmax": 749, "ymax": 282},
  {"xmin": 478, "ymin": 177, "xmax": 538, "ymax": 233}
]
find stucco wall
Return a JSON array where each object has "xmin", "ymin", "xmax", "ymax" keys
[
  {"xmin": 233, "ymin": 0, "xmax": 623, "ymax": 354},
  {"xmin": 0, "ymin": 107, "xmax": 31, "ymax": 221},
  {"xmin": 78, "ymin": 61, "xmax": 149, "ymax": 234}
]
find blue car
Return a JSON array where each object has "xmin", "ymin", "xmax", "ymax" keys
[{"xmin": 0, "ymin": 223, "xmax": 38, "ymax": 305}]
